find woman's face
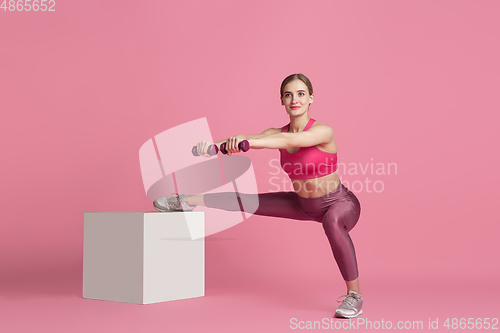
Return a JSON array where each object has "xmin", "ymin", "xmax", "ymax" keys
[{"xmin": 281, "ymin": 79, "xmax": 314, "ymax": 116}]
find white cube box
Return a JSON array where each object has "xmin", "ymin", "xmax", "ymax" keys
[{"xmin": 83, "ymin": 211, "xmax": 205, "ymax": 304}]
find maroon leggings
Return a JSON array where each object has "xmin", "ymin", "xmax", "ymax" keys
[{"xmin": 203, "ymin": 182, "xmax": 361, "ymax": 281}]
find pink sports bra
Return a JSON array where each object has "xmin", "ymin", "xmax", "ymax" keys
[{"xmin": 279, "ymin": 118, "xmax": 338, "ymax": 179}]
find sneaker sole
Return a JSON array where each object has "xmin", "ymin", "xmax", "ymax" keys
[{"xmin": 334, "ymin": 309, "xmax": 363, "ymax": 319}]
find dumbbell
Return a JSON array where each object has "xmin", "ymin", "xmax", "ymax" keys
[
  {"xmin": 220, "ymin": 140, "xmax": 250, "ymax": 155},
  {"xmin": 192, "ymin": 140, "xmax": 250, "ymax": 156},
  {"xmin": 192, "ymin": 144, "xmax": 219, "ymax": 156}
]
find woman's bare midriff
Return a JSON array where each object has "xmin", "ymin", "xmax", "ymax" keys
[{"xmin": 292, "ymin": 171, "xmax": 340, "ymax": 198}]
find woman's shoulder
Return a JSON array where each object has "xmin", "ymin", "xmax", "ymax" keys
[
  {"xmin": 310, "ymin": 119, "xmax": 333, "ymax": 132},
  {"xmin": 311, "ymin": 119, "xmax": 337, "ymax": 151}
]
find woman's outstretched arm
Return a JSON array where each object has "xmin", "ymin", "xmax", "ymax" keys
[
  {"xmin": 213, "ymin": 127, "xmax": 282, "ymax": 148},
  {"xmin": 249, "ymin": 125, "xmax": 333, "ymax": 150},
  {"xmin": 248, "ymin": 133, "xmax": 288, "ymax": 150}
]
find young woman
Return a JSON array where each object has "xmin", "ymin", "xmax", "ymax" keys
[{"xmin": 154, "ymin": 73, "xmax": 363, "ymax": 318}]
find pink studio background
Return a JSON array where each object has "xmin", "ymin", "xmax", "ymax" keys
[{"xmin": 1, "ymin": 1, "xmax": 499, "ymax": 332}]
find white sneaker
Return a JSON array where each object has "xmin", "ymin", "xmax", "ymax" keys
[
  {"xmin": 153, "ymin": 193, "xmax": 197, "ymax": 212},
  {"xmin": 334, "ymin": 290, "xmax": 363, "ymax": 318}
]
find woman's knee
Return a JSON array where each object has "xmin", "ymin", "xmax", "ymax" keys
[
  {"xmin": 322, "ymin": 201, "xmax": 360, "ymax": 232},
  {"xmin": 322, "ymin": 212, "xmax": 343, "ymax": 236}
]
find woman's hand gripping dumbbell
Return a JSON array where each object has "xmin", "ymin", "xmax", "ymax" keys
[
  {"xmin": 191, "ymin": 141, "xmax": 219, "ymax": 157},
  {"xmin": 192, "ymin": 138, "xmax": 250, "ymax": 157},
  {"xmin": 220, "ymin": 138, "xmax": 250, "ymax": 155}
]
